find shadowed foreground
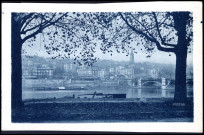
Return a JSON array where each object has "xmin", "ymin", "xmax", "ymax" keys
[{"xmin": 12, "ymin": 98, "xmax": 193, "ymax": 123}]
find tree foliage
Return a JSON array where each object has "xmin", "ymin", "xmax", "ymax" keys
[
  {"xmin": 14, "ymin": 13, "xmax": 68, "ymax": 43},
  {"xmin": 95, "ymin": 12, "xmax": 193, "ymax": 57},
  {"xmin": 21, "ymin": 12, "xmax": 193, "ymax": 66}
]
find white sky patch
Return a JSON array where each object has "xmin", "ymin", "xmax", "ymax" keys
[{"xmin": 22, "ymin": 39, "xmax": 193, "ymax": 65}]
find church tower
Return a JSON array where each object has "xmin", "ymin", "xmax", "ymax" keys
[{"xmin": 129, "ymin": 49, "xmax": 134, "ymax": 65}]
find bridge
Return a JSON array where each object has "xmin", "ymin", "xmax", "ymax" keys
[{"xmin": 135, "ymin": 78, "xmax": 193, "ymax": 88}]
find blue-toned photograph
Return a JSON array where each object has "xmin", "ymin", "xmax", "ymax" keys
[{"xmin": 11, "ymin": 12, "xmax": 194, "ymax": 123}]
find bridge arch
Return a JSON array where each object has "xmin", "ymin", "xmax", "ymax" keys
[{"xmin": 141, "ymin": 81, "xmax": 162, "ymax": 86}]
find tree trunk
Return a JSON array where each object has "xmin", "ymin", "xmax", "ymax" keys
[
  {"xmin": 11, "ymin": 14, "xmax": 23, "ymax": 114},
  {"xmin": 174, "ymin": 52, "xmax": 187, "ymax": 102},
  {"xmin": 173, "ymin": 12, "xmax": 189, "ymax": 103}
]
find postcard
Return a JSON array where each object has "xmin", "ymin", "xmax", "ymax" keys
[{"xmin": 1, "ymin": 2, "xmax": 203, "ymax": 133}]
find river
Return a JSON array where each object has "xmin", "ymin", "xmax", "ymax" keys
[{"xmin": 22, "ymin": 86, "xmax": 193, "ymax": 100}]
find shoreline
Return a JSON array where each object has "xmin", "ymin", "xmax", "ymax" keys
[{"xmin": 23, "ymin": 97, "xmax": 193, "ymax": 104}]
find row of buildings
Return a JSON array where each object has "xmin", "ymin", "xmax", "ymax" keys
[
  {"xmin": 23, "ymin": 64, "xmax": 157, "ymax": 80},
  {"xmin": 22, "ymin": 49, "xmax": 160, "ymax": 80}
]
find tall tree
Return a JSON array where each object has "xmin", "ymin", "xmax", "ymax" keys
[
  {"xmin": 94, "ymin": 12, "xmax": 193, "ymax": 102},
  {"xmin": 12, "ymin": 13, "xmax": 68, "ymax": 109}
]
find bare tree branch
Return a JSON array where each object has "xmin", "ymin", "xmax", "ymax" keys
[
  {"xmin": 22, "ymin": 13, "xmax": 68, "ymax": 43},
  {"xmin": 21, "ymin": 13, "xmax": 58, "ymax": 34},
  {"xmin": 153, "ymin": 12, "xmax": 177, "ymax": 47},
  {"xmin": 129, "ymin": 13, "xmax": 155, "ymax": 39},
  {"xmin": 20, "ymin": 13, "xmax": 35, "ymax": 28},
  {"xmin": 21, "ymin": 14, "xmax": 37, "ymax": 33},
  {"xmin": 119, "ymin": 12, "xmax": 175, "ymax": 53}
]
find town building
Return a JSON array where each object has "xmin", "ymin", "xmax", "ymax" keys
[
  {"xmin": 92, "ymin": 66, "xmax": 99, "ymax": 78},
  {"xmin": 22, "ymin": 67, "xmax": 37, "ymax": 79},
  {"xmin": 36, "ymin": 68, "xmax": 54, "ymax": 79},
  {"xmin": 77, "ymin": 68, "xmax": 93, "ymax": 77},
  {"xmin": 99, "ymin": 68, "xmax": 109, "ymax": 79},
  {"xmin": 64, "ymin": 63, "xmax": 77, "ymax": 72},
  {"xmin": 149, "ymin": 68, "xmax": 159, "ymax": 79}
]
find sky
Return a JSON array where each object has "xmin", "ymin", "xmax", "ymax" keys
[
  {"xmin": 22, "ymin": 39, "xmax": 193, "ymax": 65},
  {"xmin": 21, "ymin": 12, "xmax": 193, "ymax": 66}
]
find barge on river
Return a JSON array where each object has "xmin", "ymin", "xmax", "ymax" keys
[{"xmin": 78, "ymin": 92, "xmax": 126, "ymax": 99}]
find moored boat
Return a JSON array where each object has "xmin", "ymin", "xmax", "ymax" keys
[{"xmin": 33, "ymin": 86, "xmax": 87, "ymax": 91}]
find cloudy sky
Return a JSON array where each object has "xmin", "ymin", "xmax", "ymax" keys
[{"xmin": 22, "ymin": 39, "xmax": 193, "ymax": 65}]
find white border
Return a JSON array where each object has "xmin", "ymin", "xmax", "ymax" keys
[{"xmin": 2, "ymin": 2, "xmax": 203, "ymax": 132}]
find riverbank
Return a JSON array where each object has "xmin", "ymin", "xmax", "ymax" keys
[
  {"xmin": 22, "ymin": 97, "xmax": 178, "ymax": 104},
  {"xmin": 13, "ymin": 98, "xmax": 193, "ymax": 123}
]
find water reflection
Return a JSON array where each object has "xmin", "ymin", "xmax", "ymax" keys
[
  {"xmin": 22, "ymin": 86, "xmax": 193, "ymax": 100},
  {"xmin": 161, "ymin": 89, "xmax": 166, "ymax": 98},
  {"xmin": 138, "ymin": 88, "xmax": 142, "ymax": 98}
]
